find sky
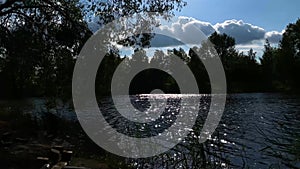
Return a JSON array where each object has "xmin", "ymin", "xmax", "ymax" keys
[
  {"xmin": 86, "ymin": 0, "xmax": 300, "ymax": 58},
  {"xmin": 175, "ymin": 0, "xmax": 300, "ymax": 32},
  {"xmin": 156, "ymin": 0, "xmax": 298, "ymax": 57}
]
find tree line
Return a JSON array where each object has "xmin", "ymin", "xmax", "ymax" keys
[
  {"xmin": 0, "ymin": 0, "xmax": 299, "ymax": 98},
  {"xmin": 0, "ymin": 0, "xmax": 186, "ymax": 98},
  {"xmin": 94, "ymin": 19, "xmax": 300, "ymax": 96}
]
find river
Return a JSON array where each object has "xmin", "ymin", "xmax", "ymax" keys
[{"xmin": 0, "ymin": 93, "xmax": 299, "ymax": 168}]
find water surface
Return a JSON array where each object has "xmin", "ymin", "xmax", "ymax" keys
[{"xmin": 1, "ymin": 93, "xmax": 299, "ymax": 168}]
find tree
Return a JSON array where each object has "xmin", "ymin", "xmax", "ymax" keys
[
  {"xmin": 0, "ymin": 0, "xmax": 187, "ymax": 98},
  {"xmin": 209, "ymin": 32, "xmax": 237, "ymax": 69},
  {"xmin": 278, "ymin": 19, "xmax": 300, "ymax": 90},
  {"xmin": 82, "ymin": 0, "xmax": 187, "ymax": 49},
  {"xmin": 150, "ymin": 50, "xmax": 166, "ymax": 69},
  {"xmin": 81, "ymin": 0, "xmax": 187, "ymax": 25},
  {"xmin": 188, "ymin": 46, "xmax": 211, "ymax": 93},
  {"xmin": 260, "ymin": 40, "xmax": 277, "ymax": 90},
  {"xmin": 96, "ymin": 49, "xmax": 123, "ymax": 96},
  {"xmin": 0, "ymin": 0, "xmax": 91, "ymax": 98},
  {"xmin": 234, "ymin": 49, "xmax": 261, "ymax": 92},
  {"xmin": 208, "ymin": 32, "xmax": 263, "ymax": 92}
]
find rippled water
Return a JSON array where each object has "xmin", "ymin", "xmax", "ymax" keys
[
  {"xmin": 220, "ymin": 94, "xmax": 300, "ymax": 168},
  {"xmin": 1, "ymin": 93, "xmax": 300, "ymax": 168},
  {"xmin": 116, "ymin": 93, "xmax": 300, "ymax": 168}
]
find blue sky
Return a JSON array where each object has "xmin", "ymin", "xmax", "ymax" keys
[
  {"xmin": 175, "ymin": 0, "xmax": 300, "ymax": 32},
  {"xmin": 148, "ymin": 0, "xmax": 298, "ymax": 57},
  {"xmin": 87, "ymin": 0, "xmax": 299, "ymax": 57}
]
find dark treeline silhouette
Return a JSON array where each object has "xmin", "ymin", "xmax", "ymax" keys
[
  {"xmin": 0, "ymin": 0, "xmax": 186, "ymax": 98},
  {"xmin": 260, "ymin": 20, "xmax": 300, "ymax": 92},
  {"xmin": 95, "ymin": 19, "xmax": 300, "ymax": 95},
  {"xmin": 0, "ymin": 1, "xmax": 299, "ymax": 98}
]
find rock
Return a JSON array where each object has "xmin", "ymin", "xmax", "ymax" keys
[
  {"xmin": 51, "ymin": 162, "xmax": 68, "ymax": 169},
  {"xmin": 40, "ymin": 164, "xmax": 51, "ymax": 169},
  {"xmin": 15, "ymin": 137, "xmax": 28, "ymax": 143},
  {"xmin": 37, "ymin": 156, "xmax": 50, "ymax": 167},
  {"xmin": 0, "ymin": 140, "xmax": 13, "ymax": 146},
  {"xmin": 37, "ymin": 157, "xmax": 50, "ymax": 161},
  {"xmin": 2, "ymin": 131, "xmax": 12, "ymax": 137}
]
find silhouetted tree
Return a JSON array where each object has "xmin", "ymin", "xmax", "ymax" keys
[
  {"xmin": 278, "ymin": 19, "xmax": 300, "ymax": 90},
  {"xmin": 209, "ymin": 32, "xmax": 237, "ymax": 70},
  {"xmin": 260, "ymin": 40, "xmax": 277, "ymax": 90},
  {"xmin": 0, "ymin": 0, "xmax": 188, "ymax": 98}
]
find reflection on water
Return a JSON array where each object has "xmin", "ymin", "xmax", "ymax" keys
[
  {"xmin": 220, "ymin": 94, "xmax": 300, "ymax": 168},
  {"xmin": 1, "ymin": 93, "xmax": 300, "ymax": 168}
]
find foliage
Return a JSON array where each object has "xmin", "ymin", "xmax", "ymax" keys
[
  {"xmin": 0, "ymin": 0, "xmax": 300, "ymax": 98},
  {"xmin": 0, "ymin": 0, "xmax": 186, "ymax": 98},
  {"xmin": 260, "ymin": 19, "xmax": 300, "ymax": 92}
]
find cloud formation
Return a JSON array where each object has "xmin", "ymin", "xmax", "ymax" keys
[
  {"xmin": 87, "ymin": 16, "xmax": 283, "ymax": 56},
  {"xmin": 265, "ymin": 31, "xmax": 283, "ymax": 43},
  {"xmin": 153, "ymin": 17, "xmax": 283, "ymax": 46},
  {"xmin": 214, "ymin": 20, "xmax": 266, "ymax": 44},
  {"xmin": 153, "ymin": 16, "xmax": 215, "ymax": 46},
  {"xmin": 150, "ymin": 17, "xmax": 283, "ymax": 56}
]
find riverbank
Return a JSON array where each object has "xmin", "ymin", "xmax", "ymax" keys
[{"xmin": 0, "ymin": 108, "xmax": 131, "ymax": 169}]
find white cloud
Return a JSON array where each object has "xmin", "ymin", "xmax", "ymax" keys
[
  {"xmin": 152, "ymin": 18, "xmax": 283, "ymax": 47},
  {"xmin": 214, "ymin": 19, "xmax": 266, "ymax": 44},
  {"xmin": 150, "ymin": 17, "xmax": 283, "ymax": 57},
  {"xmin": 152, "ymin": 16, "xmax": 215, "ymax": 46},
  {"xmin": 265, "ymin": 31, "xmax": 283, "ymax": 43},
  {"xmin": 236, "ymin": 40, "xmax": 264, "ymax": 50},
  {"xmin": 87, "ymin": 16, "xmax": 283, "ymax": 57},
  {"xmin": 181, "ymin": 17, "xmax": 216, "ymax": 36},
  {"xmin": 236, "ymin": 40, "xmax": 265, "ymax": 57}
]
